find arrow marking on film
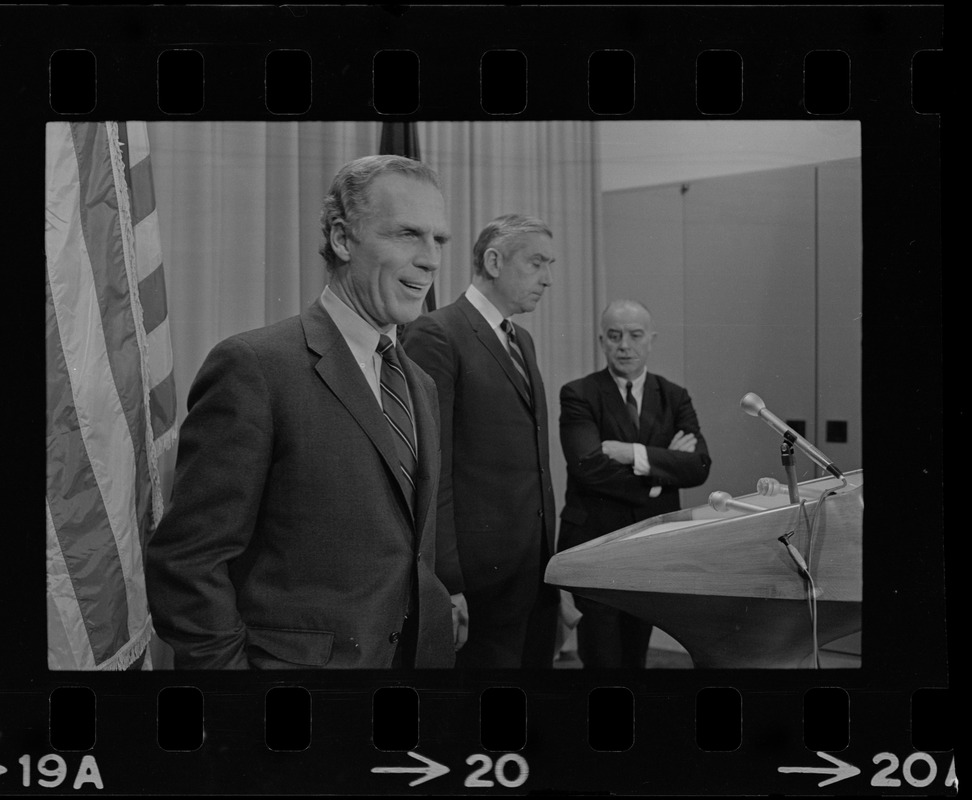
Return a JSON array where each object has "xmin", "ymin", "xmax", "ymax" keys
[
  {"xmin": 0, "ymin": 763, "xmax": 7, "ymax": 778},
  {"xmin": 372, "ymin": 751, "xmax": 450, "ymax": 787},
  {"xmin": 778, "ymin": 752, "xmax": 861, "ymax": 787}
]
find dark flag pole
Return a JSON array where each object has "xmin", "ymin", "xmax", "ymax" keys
[{"xmin": 380, "ymin": 122, "xmax": 436, "ymax": 312}]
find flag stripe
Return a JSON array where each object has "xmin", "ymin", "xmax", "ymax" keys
[
  {"xmin": 72, "ymin": 122, "xmax": 155, "ymax": 554},
  {"xmin": 137, "ymin": 262, "xmax": 168, "ymax": 334},
  {"xmin": 134, "ymin": 211, "xmax": 165, "ymax": 283},
  {"xmin": 149, "ymin": 370, "xmax": 178, "ymax": 441},
  {"xmin": 123, "ymin": 118, "xmax": 151, "ymax": 168},
  {"xmin": 129, "ymin": 155, "xmax": 156, "ymax": 225},
  {"xmin": 125, "ymin": 121, "xmax": 177, "ymax": 449},
  {"xmin": 46, "ymin": 500, "xmax": 96, "ymax": 669},
  {"xmin": 45, "ymin": 248, "xmax": 132, "ymax": 662},
  {"xmin": 145, "ymin": 316, "xmax": 174, "ymax": 387},
  {"xmin": 119, "ymin": 123, "xmax": 161, "ymax": 281}
]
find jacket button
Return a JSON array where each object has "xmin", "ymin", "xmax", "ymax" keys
[
  {"xmin": 537, "ymin": 509, "xmax": 544, "ymax": 518},
  {"xmin": 417, "ymin": 552, "xmax": 422, "ymax": 561},
  {"xmin": 389, "ymin": 631, "xmax": 400, "ymax": 644}
]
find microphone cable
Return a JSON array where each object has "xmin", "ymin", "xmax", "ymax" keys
[{"xmin": 778, "ymin": 486, "xmax": 840, "ymax": 669}]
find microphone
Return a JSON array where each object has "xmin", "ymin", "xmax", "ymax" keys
[
  {"xmin": 757, "ymin": 475, "xmax": 802, "ymax": 503},
  {"xmin": 740, "ymin": 393, "xmax": 844, "ymax": 480},
  {"xmin": 709, "ymin": 491, "xmax": 765, "ymax": 514},
  {"xmin": 756, "ymin": 477, "xmax": 785, "ymax": 496}
]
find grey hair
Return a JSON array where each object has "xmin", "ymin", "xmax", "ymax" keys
[
  {"xmin": 318, "ymin": 154, "xmax": 441, "ymax": 273},
  {"xmin": 472, "ymin": 213, "xmax": 552, "ymax": 278}
]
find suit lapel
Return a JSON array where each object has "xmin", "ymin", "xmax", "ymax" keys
[
  {"xmin": 300, "ymin": 302, "xmax": 415, "ymax": 527},
  {"xmin": 595, "ymin": 369, "xmax": 640, "ymax": 440},
  {"xmin": 457, "ymin": 294, "xmax": 535, "ymax": 412}
]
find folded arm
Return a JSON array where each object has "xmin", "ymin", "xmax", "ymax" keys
[
  {"xmin": 640, "ymin": 387, "xmax": 711, "ymax": 488},
  {"xmin": 560, "ymin": 383, "xmax": 659, "ymax": 504},
  {"xmin": 562, "ymin": 382, "xmax": 711, "ymax": 502}
]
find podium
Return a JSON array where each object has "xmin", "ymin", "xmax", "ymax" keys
[{"xmin": 545, "ymin": 470, "xmax": 862, "ymax": 668}]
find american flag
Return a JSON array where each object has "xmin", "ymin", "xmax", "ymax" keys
[{"xmin": 45, "ymin": 121, "xmax": 177, "ymax": 670}]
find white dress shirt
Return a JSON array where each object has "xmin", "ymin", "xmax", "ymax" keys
[
  {"xmin": 608, "ymin": 368, "xmax": 653, "ymax": 479},
  {"xmin": 465, "ymin": 284, "xmax": 516, "ymax": 354},
  {"xmin": 319, "ymin": 287, "xmax": 418, "ymax": 450}
]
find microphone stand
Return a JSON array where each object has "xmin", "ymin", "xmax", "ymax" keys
[{"xmin": 780, "ymin": 439, "xmax": 800, "ymax": 504}]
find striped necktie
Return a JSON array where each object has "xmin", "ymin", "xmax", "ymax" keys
[
  {"xmin": 625, "ymin": 381, "xmax": 640, "ymax": 432},
  {"xmin": 377, "ymin": 335, "xmax": 417, "ymax": 515},
  {"xmin": 500, "ymin": 319, "xmax": 533, "ymax": 404}
]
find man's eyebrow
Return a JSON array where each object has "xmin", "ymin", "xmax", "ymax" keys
[{"xmin": 398, "ymin": 224, "xmax": 451, "ymax": 243}]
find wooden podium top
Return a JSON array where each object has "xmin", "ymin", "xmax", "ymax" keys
[{"xmin": 546, "ymin": 470, "xmax": 863, "ymax": 603}]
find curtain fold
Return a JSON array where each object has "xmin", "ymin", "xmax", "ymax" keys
[{"xmin": 147, "ymin": 120, "xmax": 600, "ymax": 518}]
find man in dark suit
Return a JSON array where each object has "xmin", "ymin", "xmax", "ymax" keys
[
  {"xmin": 146, "ymin": 155, "xmax": 462, "ymax": 669},
  {"xmin": 559, "ymin": 300, "xmax": 711, "ymax": 669},
  {"xmin": 401, "ymin": 214, "xmax": 560, "ymax": 669}
]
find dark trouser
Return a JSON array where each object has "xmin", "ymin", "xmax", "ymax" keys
[
  {"xmin": 575, "ymin": 596, "xmax": 653, "ymax": 669},
  {"xmin": 455, "ymin": 581, "xmax": 559, "ymax": 669},
  {"xmin": 456, "ymin": 527, "xmax": 560, "ymax": 669},
  {"xmin": 521, "ymin": 581, "xmax": 560, "ymax": 668},
  {"xmin": 455, "ymin": 585, "xmax": 532, "ymax": 669}
]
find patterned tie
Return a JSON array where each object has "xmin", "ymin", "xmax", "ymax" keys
[
  {"xmin": 625, "ymin": 381, "xmax": 640, "ymax": 432},
  {"xmin": 377, "ymin": 335, "xmax": 417, "ymax": 515},
  {"xmin": 500, "ymin": 319, "xmax": 533, "ymax": 405}
]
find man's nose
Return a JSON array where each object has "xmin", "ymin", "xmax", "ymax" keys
[{"xmin": 415, "ymin": 237, "xmax": 442, "ymax": 271}]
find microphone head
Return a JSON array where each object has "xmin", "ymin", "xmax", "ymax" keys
[
  {"xmin": 756, "ymin": 477, "xmax": 781, "ymax": 496},
  {"xmin": 708, "ymin": 491, "xmax": 731, "ymax": 512},
  {"xmin": 740, "ymin": 392, "xmax": 766, "ymax": 417}
]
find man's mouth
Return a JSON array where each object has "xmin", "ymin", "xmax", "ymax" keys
[{"xmin": 401, "ymin": 279, "xmax": 428, "ymax": 293}]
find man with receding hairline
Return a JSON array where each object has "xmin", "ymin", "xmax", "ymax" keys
[
  {"xmin": 402, "ymin": 213, "xmax": 560, "ymax": 669},
  {"xmin": 147, "ymin": 155, "xmax": 459, "ymax": 669},
  {"xmin": 558, "ymin": 300, "xmax": 711, "ymax": 669}
]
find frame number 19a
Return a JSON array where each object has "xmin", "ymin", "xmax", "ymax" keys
[{"xmin": 16, "ymin": 754, "xmax": 104, "ymax": 790}]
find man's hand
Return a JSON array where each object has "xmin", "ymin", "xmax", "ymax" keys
[
  {"xmin": 668, "ymin": 430, "xmax": 697, "ymax": 453},
  {"xmin": 450, "ymin": 593, "xmax": 469, "ymax": 651},
  {"xmin": 601, "ymin": 440, "xmax": 635, "ymax": 465}
]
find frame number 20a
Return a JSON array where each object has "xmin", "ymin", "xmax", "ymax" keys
[{"xmin": 872, "ymin": 751, "xmax": 957, "ymax": 790}]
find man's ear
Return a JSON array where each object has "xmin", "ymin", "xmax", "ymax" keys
[
  {"xmin": 483, "ymin": 247, "xmax": 502, "ymax": 279},
  {"xmin": 330, "ymin": 220, "xmax": 353, "ymax": 264}
]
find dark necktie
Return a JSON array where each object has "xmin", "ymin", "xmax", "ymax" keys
[
  {"xmin": 377, "ymin": 335, "xmax": 417, "ymax": 515},
  {"xmin": 500, "ymin": 319, "xmax": 533, "ymax": 404},
  {"xmin": 625, "ymin": 381, "xmax": 640, "ymax": 432}
]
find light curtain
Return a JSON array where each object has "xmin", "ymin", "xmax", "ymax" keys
[{"xmin": 147, "ymin": 120, "xmax": 603, "ymax": 530}]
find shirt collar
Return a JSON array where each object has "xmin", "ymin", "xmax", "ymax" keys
[
  {"xmin": 610, "ymin": 367, "xmax": 647, "ymax": 394},
  {"xmin": 465, "ymin": 284, "xmax": 506, "ymax": 331},
  {"xmin": 320, "ymin": 285, "xmax": 396, "ymax": 363}
]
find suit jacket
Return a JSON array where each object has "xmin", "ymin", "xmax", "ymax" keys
[
  {"xmin": 146, "ymin": 301, "xmax": 454, "ymax": 669},
  {"xmin": 558, "ymin": 368, "xmax": 711, "ymax": 552},
  {"xmin": 401, "ymin": 294, "xmax": 557, "ymax": 602}
]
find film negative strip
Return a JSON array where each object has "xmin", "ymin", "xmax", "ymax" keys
[{"xmin": 3, "ymin": 4, "xmax": 949, "ymax": 796}]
